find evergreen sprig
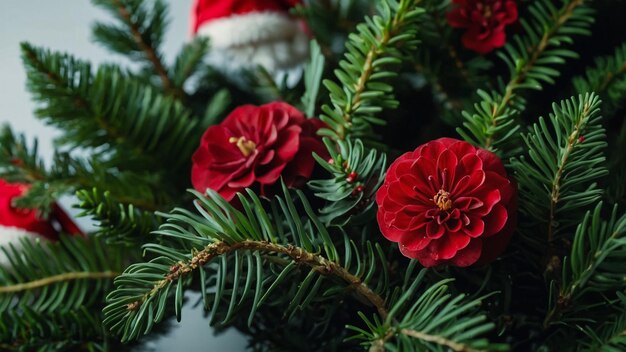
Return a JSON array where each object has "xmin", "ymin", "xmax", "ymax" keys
[
  {"xmin": 0, "ymin": 236, "xmax": 132, "ymax": 350},
  {"xmin": 91, "ymin": 0, "xmax": 177, "ymax": 95},
  {"xmin": 0, "ymin": 126, "xmax": 174, "ymax": 213},
  {"xmin": 103, "ymin": 185, "xmax": 391, "ymax": 342},
  {"xmin": 21, "ymin": 43, "xmax": 199, "ymax": 173},
  {"xmin": 309, "ymin": 138, "xmax": 387, "ymax": 225},
  {"xmin": 318, "ymin": 0, "xmax": 424, "ymax": 142},
  {"xmin": 76, "ymin": 188, "xmax": 161, "ymax": 245},
  {"xmin": 349, "ymin": 265, "xmax": 504, "ymax": 352},
  {"xmin": 459, "ymin": 0, "xmax": 594, "ymax": 152},
  {"xmin": 545, "ymin": 203, "xmax": 626, "ymax": 327},
  {"xmin": 0, "ymin": 307, "xmax": 107, "ymax": 352},
  {"xmin": 0, "ymin": 236, "xmax": 125, "ymax": 314},
  {"xmin": 574, "ymin": 292, "xmax": 626, "ymax": 352},
  {"xmin": 573, "ymin": 42, "xmax": 626, "ymax": 114},
  {"xmin": 511, "ymin": 93, "xmax": 607, "ymax": 245}
]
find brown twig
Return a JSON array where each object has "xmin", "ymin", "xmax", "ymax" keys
[
  {"xmin": 111, "ymin": 0, "xmax": 180, "ymax": 98},
  {"xmin": 0, "ymin": 271, "xmax": 120, "ymax": 293},
  {"xmin": 130, "ymin": 240, "xmax": 389, "ymax": 319}
]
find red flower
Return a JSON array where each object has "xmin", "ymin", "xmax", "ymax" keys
[
  {"xmin": 376, "ymin": 138, "xmax": 517, "ymax": 267},
  {"xmin": 0, "ymin": 179, "xmax": 57, "ymax": 240},
  {"xmin": 191, "ymin": 102, "xmax": 327, "ymax": 201},
  {"xmin": 447, "ymin": 0, "xmax": 518, "ymax": 54}
]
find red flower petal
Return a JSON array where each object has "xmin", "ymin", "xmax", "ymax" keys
[
  {"xmin": 191, "ymin": 102, "xmax": 324, "ymax": 201},
  {"xmin": 450, "ymin": 239, "xmax": 482, "ymax": 267},
  {"xmin": 377, "ymin": 138, "xmax": 516, "ymax": 267},
  {"xmin": 483, "ymin": 204, "xmax": 508, "ymax": 237}
]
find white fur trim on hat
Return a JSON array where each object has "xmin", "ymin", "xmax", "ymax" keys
[
  {"xmin": 197, "ymin": 11, "xmax": 309, "ymax": 72},
  {"xmin": 0, "ymin": 225, "xmax": 43, "ymax": 266}
]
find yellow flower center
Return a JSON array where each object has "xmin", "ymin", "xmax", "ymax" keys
[
  {"xmin": 229, "ymin": 136, "xmax": 257, "ymax": 157},
  {"xmin": 433, "ymin": 189, "xmax": 453, "ymax": 211}
]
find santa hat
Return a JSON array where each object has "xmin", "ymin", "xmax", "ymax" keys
[
  {"xmin": 191, "ymin": 0, "xmax": 310, "ymax": 72},
  {"xmin": 0, "ymin": 179, "xmax": 82, "ymax": 266}
]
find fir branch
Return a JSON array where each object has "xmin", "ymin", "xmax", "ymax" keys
[
  {"xmin": 104, "ymin": 186, "xmax": 390, "ymax": 342},
  {"xmin": 350, "ymin": 267, "xmax": 503, "ymax": 352},
  {"xmin": 319, "ymin": 0, "xmax": 424, "ymax": 141},
  {"xmin": 511, "ymin": 93, "xmax": 607, "ymax": 245},
  {"xmin": 459, "ymin": 0, "xmax": 593, "ymax": 152},
  {"xmin": 129, "ymin": 239, "xmax": 388, "ymax": 320},
  {"xmin": 0, "ymin": 236, "xmax": 129, "ymax": 314},
  {"xmin": 111, "ymin": 0, "xmax": 171, "ymax": 90},
  {"xmin": 546, "ymin": 97, "xmax": 596, "ymax": 242},
  {"xmin": 0, "ymin": 271, "xmax": 120, "ymax": 293},
  {"xmin": 91, "ymin": 0, "xmax": 183, "ymax": 98},
  {"xmin": 398, "ymin": 328, "xmax": 481, "ymax": 352},
  {"xmin": 76, "ymin": 188, "xmax": 161, "ymax": 245},
  {"xmin": 0, "ymin": 307, "xmax": 109, "ymax": 352},
  {"xmin": 21, "ymin": 43, "xmax": 198, "ymax": 173},
  {"xmin": 573, "ymin": 292, "xmax": 626, "ymax": 351},
  {"xmin": 545, "ymin": 203, "xmax": 626, "ymax": 327},
  {"xmin": 573, "ymin": 42, "xmax": 626, "ymax": 114},
  {"xmin": 309, "ymin": 138, "xmax": 387, "ymax": 225},
  {"xmin": 301, "ymin": 40, "xmax": 326, "ymax": 117}
]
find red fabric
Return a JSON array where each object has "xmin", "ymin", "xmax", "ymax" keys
[
  {"xmin": 0, "ymin": 179, "xmax": 57, "ymax": 240},
  {"xmin": 191, "ymin": 102, "xmax": 327, "ymax": 201},
  {"xmin": 51, "ymin": 203, "xmax": 84, "ymax": 237},
  {"xmin": 191, "ymin": 0, "xmax": 302, "ymax": 33},
  {"xmin": 376, "ymin": 138, "xmax": 517, "ymax": 267},
  {"xmin": 447, "ymin": 0, "xmax": 518, "ymax": 54}
]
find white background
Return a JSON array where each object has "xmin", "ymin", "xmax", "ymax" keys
[{"xmin": 0, "ymin": 1, "xmax": 247, "ymax": 350}]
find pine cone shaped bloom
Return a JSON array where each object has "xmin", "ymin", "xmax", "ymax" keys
[
  {"xmin": 447, "ymin": 0, "xmax": 518, "ymax": 54},
  {"xmin": 376, "ymin": 138, "xmax": 517, "ymax": 267},
  {"xmin": 191, "ymin": 102, "xmax": 327, "ymax": 201}
]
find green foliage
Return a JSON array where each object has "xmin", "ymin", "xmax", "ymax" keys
[
  {"xmin": 0, "ymin": 307, "xmax": 107, "ymax": 352},
  {"xmin": 318, "ymin": 0, "xmax": 424, "ymax": 142},
  {"xmin": 309, "ymin": 138, "xmax": 386, "ymax": 225},
  {"xmin": 103, "ymin": 186, "xmax": 390, "ymax": 344},
  {"xmin": 0, "ymin": 236, "xmax": 132, "ymax": 350},
  {"xmin": 0, "ymin": 126, "xmax": 174, "ymax": 213},
  {"xmin": 348, "ymin": 264, "xmax": 505, "ymax": 351},
  {"xmin": 413, "ymin": 0, "xmax": 491, "ymax": 117},
  {"xmin": 91, "ymin": 0, "xmax": 173, "ymax": 89},
  {"xmin": 574, "ymin": 292, "xmax": 626, "ymax": 352},
  {"xmin": 511, "ymin": 93, "xmax": 607, "ymax": 244},
  {"xmin": 546, "ymin": 203, "xmax": 626, "ymax": 327},
  {"xmin": 0, "ymin": 236, "xmax": 125, "ymax": 313},
  {"xmin": 76, "ymin": 188, "xmax": 161, "ymax": 245},
  {"xmin": 459, "ymin": 0, "xmax": 594, "ymax": 152},
  {"xmin": 573, "ymin": 42, "xmax": 626, "ymax": 115},
  {"xmin": 171, "ymin": 37, "xmax": 210, "ymax": 90},
  {"xmin": 301, "ymin": 40, "xmax": 326, "ymax": 118},
  {"xmin": 21, "ymin": 43, "xmax": 199, "ymax": 173}
]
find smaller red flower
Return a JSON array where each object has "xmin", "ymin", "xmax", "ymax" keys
[
  {"xmin": 447, "ymin": 0, "xmax": 518, "ymax": 54},
  {"xmin": 376, "ymin": 138, "xmax": 517, "ymax": 267},
  {"xmin": 191, "ymin": 102, "xmax": 327, "ymax": 201}
]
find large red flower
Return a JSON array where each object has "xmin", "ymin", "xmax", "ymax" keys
[
  {"xmin": 191, "ymin": 102, "xmax": 327, "ymax": 201},
  {"xmin": 447, "ymin": 0, "xmax": 518, "ymax": 54},
  {"xmin": 376, "ymin": 138, "xmax": 517, "ymax": 267}
]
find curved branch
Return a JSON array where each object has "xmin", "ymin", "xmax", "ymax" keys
[{"xmin": 128, "ymin": 240, "xmax": 388, "ymax": 319}]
